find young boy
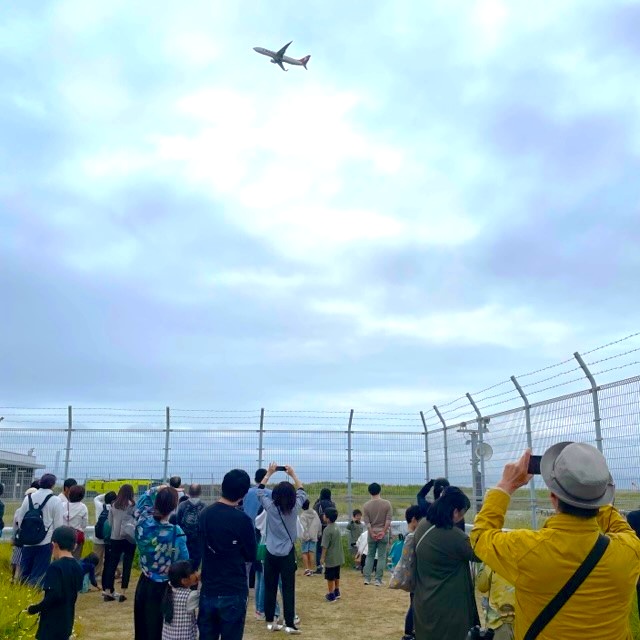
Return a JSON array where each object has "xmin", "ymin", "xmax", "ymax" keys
[
  {"xmin": 79, "ymin": 552, "xmax": 101, "ymax": 592},
  {"xmin": 476, "ymin": 564, "xmax": 515, "ymax": 640},
  {"xmin": 346, "ymin": 509, "xmax": 364, "ymax": 568},
  {"xmin": 320, "ymin": 507, "xmax": 344, "ymax": 603},
  {"xmin": 27, "ymin": 526, "xmax": 84, "ymax": 640}
]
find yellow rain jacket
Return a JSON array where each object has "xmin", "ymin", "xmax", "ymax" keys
[
  {"xmin": 476, "ymin": 564, "xmax": 515, "ymax": 630},
  {"xmin": 471, "ymin": 489, "xmax": 640, "ymax": 640}
]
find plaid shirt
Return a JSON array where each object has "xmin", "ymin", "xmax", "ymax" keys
[{"xmin": 161, "ymin": 586, "xmax": 198, "ymax": 640}]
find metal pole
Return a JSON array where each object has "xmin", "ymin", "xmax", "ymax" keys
[
  {"xmin": 163, "ymin": 407, "xmax": 171, "ymax": 482},
  {"xmin": 420, "ymin": 411, "xmax": 430, "ymax": 481},
  {"xmin": 574, "ymin": 352, "xmax": 603, "ymax": 453},
  {"xmin": 511, "ymin": 375, "xmax": 538, "ymax": 529},
  {"xmin": 63, "ymin": 406, "xmax": 73, "ymax": 480},
  {"xmin": 347, "ymin": 410, "xmax": 354, "ymax": 517},
  {"xmin": 468, "ymin": 430, "xmax": 480, "ymax": 515},
  {"xmin": 466, "ymin": 393, "xmax": 487, "ymax": 500},
  {"xmin": 433, "ymin": 405, "xmax": 449, "ymax": 478},
  {"xmin": 258, "ymin": 408, "xmax": 265, "ymax": 468}
]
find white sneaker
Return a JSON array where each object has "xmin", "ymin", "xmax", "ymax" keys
[
  {"xmin": 363, "ymin": 579, "xmax": 370, "ymax": 585},
  {"xmin": 267, "ymin": 622, "xmax": 283, "ymax": 632},
  {"xmin": 284, "ymin": 626, "xmax": 302, "ymax": 635},
  {"xmin": 374, "ymin": 579, "xmax": 383, "ymax": 587}
]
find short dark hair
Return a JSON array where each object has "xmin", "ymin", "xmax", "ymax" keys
[
  {"xmin": 405, "ymin": 505, "xmax": 422, "ymax": 524},
  {"xmin": 188, "ymin": 484, "xmax": 202, "ymax": 498},
  {"xmin": 221, "ymin": 469, "xmax": 251, "ymax": 502},
  {"xmin": 273, "ymin": 481, "xmax": 297, "ymax": 515},
  {"xmin": 52, "ymin": 526, "xmax": 76, "ymax": 551},
  {"xmin": 368, "ymin": 483, "xmax": 381, "ymax": 496},
  {"xmin": 433, "ymin": 478, "xmax": 450, "ymax": 500},
  {"xmin": 39, "ymin": 474, "xmax": 57, "ymax": 490},
  {"xmin": 429, "ymin": 486, "xmax": 470, "ymax": 529},
  {"xmin": 154, "ymin": 487, "xmax": 179, "ymax": 520},
  {"xmin": 30, "ymin": 479, "xmax": 41, "ymax": 490},
  {"xmin": 105, "ymin": 491, "xmax": 117, "ymax": 505},
  {"xmin": 169, "ymin": 476, "xmax": 182, "ymax": 489},
  {"xmin": 324, "ymin": 507, "xmax": 338, "ymax": 523},
  {"xmin": 83, "ymin": 552, "xmax": 100, "ymax": 566},
  {"xmin": 319, "ymin": 488, "xmax": 332, "ymax": 500},
  {"xmin": 63, "ymin": 478, "xmax": 78, "ymax": 491},
  {"xmin": 302, "ymin": 499, "xmax": 310, "ymax": 510},
  {"xmin": 69, "ymin": 485, "xmax": 85, "ymax": 503},
  {"xmin": 353, "ymin": 509, "xmax": 362, "ymax": 517},
  {"xmin": 255, "ymin": 469, "xmax": 268, "ymax": 484},
  {"xmin": 557, "ymin": 499, "xmax": 599, "ymax": 519}
]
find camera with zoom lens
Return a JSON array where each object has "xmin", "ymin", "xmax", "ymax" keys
[{"xmin": 466, "ymin": 626, "xmax": 495, "ymax": 639}]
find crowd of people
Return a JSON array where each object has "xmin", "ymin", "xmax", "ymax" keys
[{"xmin": 3, "ymin": 441, "xmax": 640, "ymax": 640}]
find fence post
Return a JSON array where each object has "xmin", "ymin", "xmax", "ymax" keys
[
  {"xmin": 433, "ymin": 405, "xmax": 449, "ymax": 478},
  {"xmin": 466, "ymin": 393, "xmax": 487, "ymax": 512},
  {"xmin": 163, "ymin": 407, "xmax": 171, "ymax": 482},
  {"xmin": 258, "ymin": 408, "xmax": 265, "ymax": 467},
  {"xmin": 419, "ymin": 411, "xmax": 430, "ymax": 481},
  {"xmin": 574, "ymin": 352, "xmax": 603, "ymax": 452},
  {"xmin": 511, "ymin": 375, "xmax": 538, "ymax": 529},
  {"xmin": 347, "ymin": 409, "xmax": 354, "ymax": 517},
  {"xmin": 63, "ymin": 405, "xmax": 73, "ymax": 480}
]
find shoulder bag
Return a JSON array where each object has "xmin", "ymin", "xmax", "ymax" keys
[
  {"xmin": 523, "ymin": 534, "xmax": 610, "ymax": 640},
  {"xmin": 389, "ymin": 524, "xmax": 435, "ymax": 592}
]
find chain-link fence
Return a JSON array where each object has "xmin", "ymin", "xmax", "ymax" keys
[{"xmin": 1, "ymin": 337, "xmax": 640, "ymax": 528}]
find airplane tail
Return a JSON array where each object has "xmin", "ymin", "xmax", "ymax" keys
[{"xmin": 300, "ymin": 55, "xmax": 310, "ymax": 70}]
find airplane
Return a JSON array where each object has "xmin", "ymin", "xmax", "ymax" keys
[{"xmin": 253, "ymin": 41, "xmax": 310, "ymax": 72}]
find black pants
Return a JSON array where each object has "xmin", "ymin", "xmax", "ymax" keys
[
  {"xmin": 102, "ymin": 538, "xmax": 136, "ymax": 591},
  {"xmin": 316, "ymin": 536, "xmax": 323, "ymax": 567},
  {"xmin": 264, "ymin": 549, "xmax": 296, "ymax": 627},
  {"xmin": 186, "ymin": 536, "xmax": 202, "ymax": 572},
  {"xmin": 134, "ymin": 573, "xmax": 167, "ymax": 640},
  {"xmin": 405, "ymin": 592, "xmax": 415, "ymax": 635}
]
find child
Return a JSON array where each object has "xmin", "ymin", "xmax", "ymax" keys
[
  {"xmin": 320, "ymin": 507, "xmax": 344, "ymax": 603},
  {"xmin": 79, "ymin": 552, "xmax": 100, "ymax": 592},
  {"xmin": 346, "ymin": 509, "xmax": 364, "ymax": 568},
  {"xmin": 161, "ymin": 560, "xmax": 199, "ymax": 640},
  {"xmin": 299, "ymin": 499, "xmax": 322, "ymax": 576},
  {"xmin": 476, "ymin": 564, "xmax": 515, "ymax": 640},
  {"xmin": 26, "ymin": 525, "xmax": 84, "ymax": 640}
]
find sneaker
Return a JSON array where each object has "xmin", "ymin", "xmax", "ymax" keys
[
  {"xmin": 325, "ymin": 593, "xmax": 337, "ymax": 603},
  {"xmin": 284, "ymin": 626, "xmax": 302, "ymax": 634},
  {"xmin": 255, "ymin": 612, "xmax": 266, "ymax": 621},
  {"xmin": 363, "ymin": 579, "xmax": 370, "ymax": 585},
  {"xmin": 401, "ymin": 635, "xmax": 415, "ymax": 640},
  {"xmin": 315, "ymin": 566, "xmax": 323, "ymax": 574},
  {"xmin": 117, "ymin": 594, "xmax": 127, "ymax": 603},
  {"xmin": 294, "ymin": 615, "xmax": 301, "ymax": 625},
  {"xmin": 334, "ymin": 588, "xmax": 341, "ymax": 599},
  {"xmin": 267, "ymin": 621, "xmax": 283, "ymax": 632},
  {"xmin": 102, "ymin": 593, "xmax": 115, "ymax": 602},
  {"xmin": 375, "ymin": 580, "xmax": 383, "ymax": 587}
]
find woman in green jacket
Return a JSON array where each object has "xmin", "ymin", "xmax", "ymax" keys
[{"xmin": 413, "ymin": 487, "xmax": 479, "ymax": 640}]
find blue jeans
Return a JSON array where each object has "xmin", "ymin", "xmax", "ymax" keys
[
  {"xmin": 20, "ymin": 544, "xmax": 52, "ymax": 587},
  {"xmin": 198, "ymin": 593, "xmax": 247, "ymax": 640}
]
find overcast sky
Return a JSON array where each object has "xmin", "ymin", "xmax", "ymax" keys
[{"xmin": 2, "ymin": 0, "xmax": 639, "ymax": 412}]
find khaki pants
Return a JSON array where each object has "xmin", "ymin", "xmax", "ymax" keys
[
  {"xmin": 494, "ymin": 623, "xmax": 514, "ymax": 640},
  {"xmin": 94, "ymin": 543, "xmax": 106, "ymax": 576}
]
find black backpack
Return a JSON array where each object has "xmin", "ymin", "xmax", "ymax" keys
[
  {"xmin": 15, "ymin": 494, "xmax": 54, "ymax": 547},
  {"xmin": 95, "ymin": 504, "xmax": 109, "ymax": 540},
  {"xmin": 180, "ymin": 501, "xmax": 203, "ymax": 538}
]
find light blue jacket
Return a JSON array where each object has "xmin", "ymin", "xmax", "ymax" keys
[{"xmin": 258, "ymin": 487, "xmax": 307, "ymax": 557}]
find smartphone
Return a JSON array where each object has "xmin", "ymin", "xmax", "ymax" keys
[
  {"xmin": 275, "ymin": 465, "xmax": 287, "ymax": 472},
  {"xmin": 528, "ymin": 455, "xmax": 542, "ymax": 475}
]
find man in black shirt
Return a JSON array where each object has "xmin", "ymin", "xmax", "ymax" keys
[
  {"xmin": 198, "ymin": 469, "xmax": 257, "ymax": 640},
  {"xmin": 27, "ymin": 526, "xmax": 84, "ymax": 640}
]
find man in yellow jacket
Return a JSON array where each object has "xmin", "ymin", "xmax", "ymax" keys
[{"xmin": 471, "ymin": 443, "xmax": 640, "ymax": 640}]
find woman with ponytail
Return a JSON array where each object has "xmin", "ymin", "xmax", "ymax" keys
[
  {"xmin": 413, "ymin": 486, "xmax": 480, "ymax": 639},
  {"xmin": 161, "ymin": 560, "xmax": 199, "ymax": 640}
]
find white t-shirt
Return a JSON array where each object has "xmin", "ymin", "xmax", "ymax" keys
[{"xmin": 64, "ymin": 501, "xmax": 88, "ymax": 532}]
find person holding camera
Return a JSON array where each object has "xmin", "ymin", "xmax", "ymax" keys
[
  {"xmin": 258, "ymin": 463, "xmax": 307, "ymax": 635},
  {"xmin": 471, "ymin": 444, "xmax": 640, "ymax": 640},
  {"xmin": 413, "ymin": 486, "xmax": 479, "ymax": 639}
]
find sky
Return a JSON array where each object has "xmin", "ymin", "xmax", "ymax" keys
[{"xmin": 2, "ymin": 0, "xmax": 640, "ymax": 415}]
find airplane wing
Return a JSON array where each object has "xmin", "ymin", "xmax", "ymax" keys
[
  {"xmin": 276, "ymin": 60, "xmax": 287, "ymax": 72},
  {"xmin": 276, "ymin": 41, "xmax": 293, "ymax": 59}
]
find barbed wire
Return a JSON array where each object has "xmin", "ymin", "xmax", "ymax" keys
[
  {"xmin": 582, "ymin": 331, "xmax": 640, "ymax": 356},
  {"xmin": 586, "ymin": 346, "xmax": 640, "ymax": 367}
]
